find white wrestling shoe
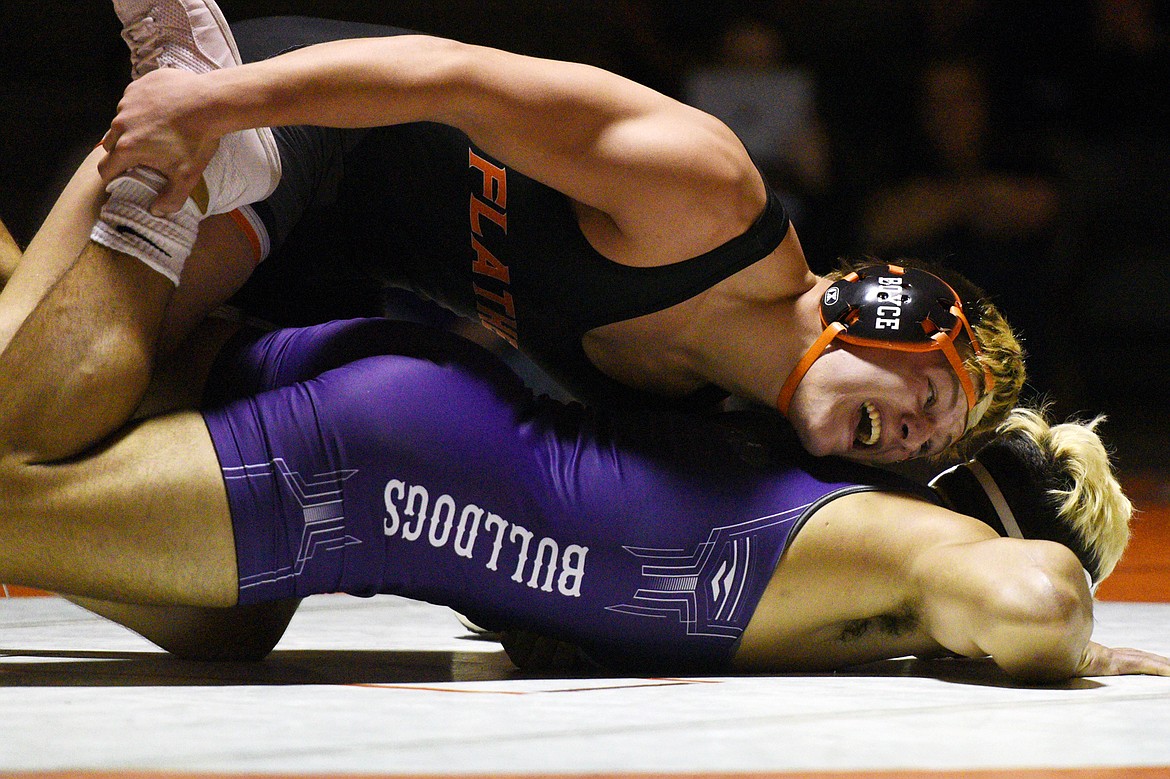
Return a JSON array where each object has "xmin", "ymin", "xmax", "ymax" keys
[{"xmin": 113, "ymin": 0, "xmax": 281, "ymax": 215}]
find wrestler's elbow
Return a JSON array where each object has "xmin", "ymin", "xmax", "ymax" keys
[
  {"xmin": 0, "ymin": 454, "xmax": 37, "ymax": 517},
  {"xmin": 986, "ymin": 543, "xmax": 1093, "ymax": 682}
]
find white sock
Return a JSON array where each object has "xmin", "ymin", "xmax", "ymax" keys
[{"xmin": 89, "ymin": 168, "xmax": 201, "ymax": 285}]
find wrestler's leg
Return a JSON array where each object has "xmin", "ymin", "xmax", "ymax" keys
[
  {"xmin": 0, "ymin": 94, "xmax": 282, "ymax": 653},
  {"xmin": 67, "ymin": 597, "xmax": 301, "ymax": 661},
  {"xmin": 0, "ymin": 181, "xmax": 270, "ymax": 656},
  {"xmin": 0, "ymin": 8, "xmax": 288, "ymax": 419},
  {"xmin": 0, "ymin": 148, "xmax": 257, "ymax": 356},
  {"xmin": 0, "ymin": 150, "xmax": 260, "ymax": 466},
  {"xmin": 0, "ymin": 305, "xmax": 299, "ymax": 658},
  {"xmin": 0, "ymin": 215, "xmax": 20, "ymax": 286},
  {"xmin": 0, "ymin": 411, "xmax": 238, "ymax": 608},
  {"xmin": 0, "ymin": 148, "xmax": 105, "ymax": 352},
  {"xmin": 0, "ymin": 287, "xmax": 239, "ymax": 608},
  {"xmin": 0, "ymin": 241, "xmax": 171, "ymax": 462}
]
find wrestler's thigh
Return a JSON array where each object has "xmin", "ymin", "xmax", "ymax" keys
[
  {"xmin": 157, "ymin": 215, "xmax": 258, "ymax": 353},
  {"xmin": 0, "ymin": 411, "xmax": 238, "ymax": 608},
  {"xmin": 0, "ymin": 216, "xmax": 20, "ymax": 283}
]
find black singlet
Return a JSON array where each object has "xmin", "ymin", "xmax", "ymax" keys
[{"xmin": 230, "ymin": 17, "xmax": 792, "ymax": 409}]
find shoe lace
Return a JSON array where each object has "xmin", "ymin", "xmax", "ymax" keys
[{"xmin": 121, "ymin": 17, "xmax": 163, "ymax": 78}]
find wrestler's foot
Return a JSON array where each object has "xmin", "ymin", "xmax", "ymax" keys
[
  {"xmin": 113, "ymin": 0, "xmax": 280, "ymax": 215},
  {"xmin": 116, "ymin": 0, "xmax": 240, "ymax": 78}
]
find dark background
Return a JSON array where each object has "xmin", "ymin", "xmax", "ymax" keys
[{"xmin": 3, "ymin": 0, "xmax": 1168, "ymax": 470}]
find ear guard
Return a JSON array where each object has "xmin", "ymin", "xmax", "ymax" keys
[{"xmin": 776, "ymin": 264, "xmax": 996, "ymax": 432}]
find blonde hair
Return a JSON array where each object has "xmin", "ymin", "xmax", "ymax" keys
[
  {"xmin": 961, "ymin": 300, "xmax": 1026, "ymax": 454},
  {"xmin": 993, "ymin": 407, "xmax": 1132, "ymax": 582},
  {"xmin": 828, "ymin": 257, "xmax": 1026, "ymax": 457}
]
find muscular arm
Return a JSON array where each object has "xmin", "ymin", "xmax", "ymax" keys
[
  {"xmin": 67, "ymin": 596, "xmax": 301, "ymax": 661},
  {"xmin": 101, "ymin": 36, "xmax": 763, "ymax": 256},
  {"xmin": 912, "ymin": 535, "xmax": 1093, "ymax": 682}
]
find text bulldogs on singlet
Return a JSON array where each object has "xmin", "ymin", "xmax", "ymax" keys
[{"xmin": 382, "ymin": 478, "xmax": 587, "ymax": 597}]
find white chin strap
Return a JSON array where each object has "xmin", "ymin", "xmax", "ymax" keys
[{"xmin": 965, "ymin": 460, "xmax": 1024, "ymax": 539}]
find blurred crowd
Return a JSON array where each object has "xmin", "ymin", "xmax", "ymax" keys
[
  {"xmin": 3, "ymin": 0, "xmax": 1169, "ymax": 423},
  {"xmin": 665, "ymin": 0, "xmax": 1170, "ymax": 420}
]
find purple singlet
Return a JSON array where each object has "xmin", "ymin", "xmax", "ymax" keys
[{"xmin": 201, "ymin": 319, "xmax": 895, "ymax": 672}]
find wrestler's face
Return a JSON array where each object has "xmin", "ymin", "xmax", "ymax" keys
[{"xmin": 786, "ymin": 344, "xmax": 969, "ymax": 463}]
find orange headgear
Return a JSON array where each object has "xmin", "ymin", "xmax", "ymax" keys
[{"xmin": 776, "ymin": 264, "xmax": 995, "ymax": 431}]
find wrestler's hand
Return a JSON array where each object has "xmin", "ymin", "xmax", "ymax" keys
[
  {"xmin": 1075, "ymin": 641, "xmax": 1170, "ymax": 677},
  {"xmin": 98, "ymin": 69, "xmax": 222, "ymax": 215}
]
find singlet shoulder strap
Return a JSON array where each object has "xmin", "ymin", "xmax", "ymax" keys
[{"xmin": 577, "ymin": 186, "xmax": 791, "ymax": 330}]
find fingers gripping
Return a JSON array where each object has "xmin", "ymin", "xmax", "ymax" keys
[{"xmin": 98, "ymin": 71, "xmax": 220, "ymax": 214}]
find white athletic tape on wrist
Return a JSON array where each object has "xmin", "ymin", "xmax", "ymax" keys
[{"xmin": 89, "ymin": 171, "xmax": 200, "ymax": 285}]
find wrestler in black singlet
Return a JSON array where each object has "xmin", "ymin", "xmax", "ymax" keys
[{"xmin": 227, "ymin": 17, "xmax": 791, "ymax": 410}]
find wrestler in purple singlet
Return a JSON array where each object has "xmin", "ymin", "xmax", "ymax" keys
[{"xmin": 201, "ymin": 319, "xmax": 924, "ymax": 672}]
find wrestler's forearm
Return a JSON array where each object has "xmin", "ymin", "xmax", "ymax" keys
[
  {"xmin": 194, "ymin": 35, "xmax": 659, "ymax": 136},
  {"xmin": 202, "ymin": 36, "xmax": 477, "ymax": 132},
  {"xmin": 978, "ymin": 544, "xmax": 1094, "ymax": 681},
  {"xmin": 103, "ymin": 35, "xmax": 493, "ymax": 155},
  {"xmin": 981, "ymin": 600, "xmax": 1092, "ymax": 682}
]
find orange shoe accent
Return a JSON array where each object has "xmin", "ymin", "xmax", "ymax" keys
[{"xmin": 227, "ymin": 207, "xmax": 263, "ymax": 265}]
